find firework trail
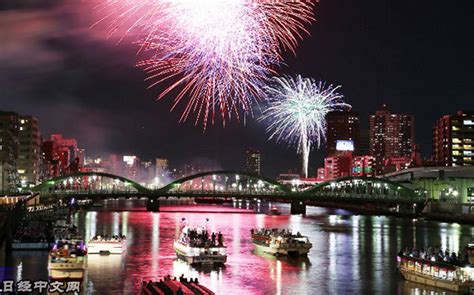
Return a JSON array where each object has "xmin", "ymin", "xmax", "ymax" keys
[
  {"xmin": 95, "ymin": 0, "xmax": 318, "ymax": 128},
  {"xmin": 260, "ymin": 75, "xmax": 350, "ymax": 178}
]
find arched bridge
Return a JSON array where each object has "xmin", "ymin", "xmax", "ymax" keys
[{"xmin": 32, "ymin": 171, "xmax": 427, "ymax": 214}]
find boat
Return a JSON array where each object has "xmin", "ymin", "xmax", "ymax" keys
[
  {"xmin": 267, "ymin": 207, "xmax": 282, "ymax": 216},
  {"xmin": 173, "ymin": 224, "xmax": 227, "ymax": 266},
  {"xmin": 48, "ymin": 240, "xmax": 87, "ymax": 280},
  {"xmin": 141, "ymin": 275, "xmax": 215, "ymax": 295},
  {"xmin": 251, "ymin": 228, "xmax": 312, "ymax": 256},
  {"xmin": 87, "ymin": 235, "xmax": 126, "ymax": 255},
  {"xmin": 397, "ymin": 244, "xmax": 474, "ymax": 293}
]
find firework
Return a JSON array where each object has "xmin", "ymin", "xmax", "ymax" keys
[
  {"xmin": 95, "ymin": 0, "xmax": 317, "ymax": 128},
  {"xmin": 260, "ymin": 75, "xmax": 350, "ymax": 178}
]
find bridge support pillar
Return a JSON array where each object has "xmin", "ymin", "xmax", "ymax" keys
[
  {"xmin": 146, "ymin": 199, "xmax": 160, "ymax": 212},
  {"xmin": 291, "ymin": 201, "xmax": 306, "ymax": 215}
]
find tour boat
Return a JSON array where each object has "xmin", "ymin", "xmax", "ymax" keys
[
  {"xmin": 173, "ymin": 224, "xmax": 227, "ymax": 266},
  {"xmin": 267, "ymin": 207, "xmax": 282, "ymax": 216},
  {"xmin": 87, "ymin": 235, "xmax": 126, "ymax": 255},
  {"xmin": 48, "ymin": 241, "xmax": 87, "ymax": 280},
  {"xmin": 251, "ymin": 228, "xmax": 312, "ymax": 256},
  {"xmin": 140, "ymin": 276, "xmax": 215, "ymax": 295},
  {"xmin": 397, "ymin": 244, "xmax": 474, "ymax": 293}
]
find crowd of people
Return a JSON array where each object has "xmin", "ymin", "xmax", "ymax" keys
[
  {"xmin": 180, "ymin": 227, "xmax": 224, "ymax": 248},
  {"xmin": 399, "ymin": 245, "xmax": 472, "ymax": 266},
  {"xmin": 52, "ymin": 240, "xmax": 87, "ymax": 257},
  {"xmin": 90, "ymin": 234, "xmax": 126, "ymax": 242},
  {"xmin": 251, "ymin": 228, "xmax": 303, "ymax": 238}
]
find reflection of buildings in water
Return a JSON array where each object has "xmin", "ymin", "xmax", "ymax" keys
[
  {"xmin": 113, "ymin": 212, "xmax": 120, "ymax": 236},
  {"xmin": 402, "ymin": 280, "xmax": 459, "ymax": 295},
  {"xmin": 85, "ymin": 212, "xmax": 97, "ymax": 241},
  {"xmin": 151, "ymin": 214, "xmax": 160, "ymax": 275},
  {"xmin": 252, "ymin": 249, "xmax": 311, "ymax": 269},
  {"xmin": 351, "ymin": 215, "xmax": 360, "ymax": 290},
  {"xmin": 440, "ymin": 223, "xmax": 461, "ymax": 253},
  {"xmin": 121, "ymin": 212, "xmax": 129, "ymax": 242},
  {"xmin": 87, "ymin": 255, "xmax": 124, "ymax": 286},
  {"xmin": 172, "ymin": 258, "xmax": 225, "ymax": 292}
]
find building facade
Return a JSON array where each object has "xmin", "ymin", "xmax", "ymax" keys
[
  {"xmin": 433, "ymin": 111, "xmax": 474, "ymax": 166},
  {"xmin": 41, "ymin": 134, "xmax": 81, "ymax": 179},
  {"xmin": 351, "ymin": 155, "xmax": 375, "ymax": 177},
  {"xmin": 325, "ymin": 110, "xmax": 360, "ymax": 156},
  {"xmin": 369, "ymin": 105, "xmax": 415, "ymax": 175},
  {"xmin": 17, "ymin": 115, "xmax": 41, "ymax": 189},
  {"xmin": 245, "ymin": 148, "xmax": 261, "ymax": 175},
  {"xmin": 323, "ymin": 153, "xmax": 352, "ymax": 180},
  {"xmin": 0, "ymin": 111, "xmax": 19, "ymax": 192}
]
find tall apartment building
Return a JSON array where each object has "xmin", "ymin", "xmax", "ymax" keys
[
  {"xmin": 17, "ymin": 115, "xmax": 41, "ymax": 188},
  {"xmin": 325, "ymin": 110, "xmax": 360, "ymax": 156},
  {"xmin": 0, "ymin": 111, "xmax": 19, "ymax": 192},
  {"xmin": 369, "ymin": 105, "xmax": 415, "ymax": 175},
  {"xmin": 41, "ymin": 134, "xmax": 80, "ymax": 178},
  {"xmin": 433, "ymin": 111, "xmax": 474, "ymax": 166},
  {"xmin": 245, "ymin": 148, "xmax": 261, "ymax": 175}
]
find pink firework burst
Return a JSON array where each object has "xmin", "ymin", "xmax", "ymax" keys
[{"xmin": 96, "ymin": 0, "xmax": 318, "ymax": 129}]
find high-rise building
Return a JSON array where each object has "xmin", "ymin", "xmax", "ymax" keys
[
  {"xmin": 369, "ymin": 105, "xmax": 415, "ymax": 175},
  {"xmin": 325, "ymin": 110, "xmax": 360, "ymax": 156},
  {"xmin": 0, "ymin": 111, "xmax": 19, "ymax": 192},
  {"xmin": 433, "ymin": 110, "xmax": 474, "ymax": 166},
  {"xmin": 41, "ymin": 134, "xmax": 81, "ymax": 178},
  {"xmin": 358, "ymin": 129, "xmax": 370, "ymax": 156},
  {"xmin": 50, "ymin": 134, "xmax": 78, "ymax": 163},
  {"xmin": 351, "ymin": 155, "xmax": 375, "ymax": 177},
  {"xmin": 245, "ymin": 148, "xmax": 261, "ymax": 175},
  {"xmin": 324, "ymin": 153, "xmax": 352, "ymax": 180},
  {"xmin": 122, "ymin": 155, "xmax": 141, "ymax": 181},
  {"xmin": 17, "ymin": 115, "xmax": 41, "ymax": 189}
]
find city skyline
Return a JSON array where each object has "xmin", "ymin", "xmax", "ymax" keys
[{"xmin": 1, "ymin": 0, "xmax": 473, "ymax": 177}]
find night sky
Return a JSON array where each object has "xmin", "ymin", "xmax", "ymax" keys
[{"xmin": 1, "ymin": 0, "xmax": 473, "ymax": 177}]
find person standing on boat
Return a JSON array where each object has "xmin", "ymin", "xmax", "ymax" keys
[{"xmin": 218, "ymin": 232, "xmax": 223, "ymax": 247}]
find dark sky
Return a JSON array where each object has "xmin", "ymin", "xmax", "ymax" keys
[{"xmin": 1, "ymin": 0, "xmax": 473, "ymax": 177}]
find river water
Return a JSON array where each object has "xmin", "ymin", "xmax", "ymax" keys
[{"xmin": 2, "ymin": 200, "xmax": 474, "ymax": 294}]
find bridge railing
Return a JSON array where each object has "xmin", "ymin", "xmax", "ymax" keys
[{"xmin": 311, "ymin": 191, "xmax": 425, "ymax": 202}]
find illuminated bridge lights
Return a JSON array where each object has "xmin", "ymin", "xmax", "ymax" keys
[{"xmin": 31, "ymin": 171, "xmax": 424, "ymax": 204}]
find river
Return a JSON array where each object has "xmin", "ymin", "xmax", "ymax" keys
[{"xmin": 2, "ymin": 200, "xmax": 473, "ymax": 294}]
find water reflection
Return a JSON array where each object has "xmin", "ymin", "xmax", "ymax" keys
[{"xmin": 3, "ymin": 201, "xmax": 474, "ymax": 294}]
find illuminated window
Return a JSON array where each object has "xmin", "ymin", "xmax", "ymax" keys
[
  {"xmin": 453, "ymin": 138, "xmax": 461, "ymax": 143},
  {"xmin": 18, "ymin": 169, "xmax": 25, "ymax": 174},
  {"xmin": 464, "ymin": 120, "xmax": 474, "ymax": 126}
]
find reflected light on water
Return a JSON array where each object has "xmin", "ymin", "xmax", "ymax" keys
[
  {"xmin": 152, "ymin": 213, "xmax": 160, "ymax": 275},
  {"xmin": 113, "ymin": 212, "xmax": 120, "ymax": 236},
  {"xmin": 5, "ymin": 202, "xmax": 474, "ymax": 294}
]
